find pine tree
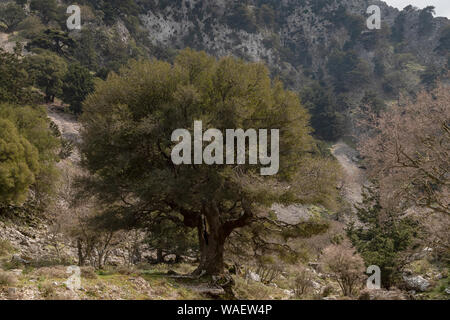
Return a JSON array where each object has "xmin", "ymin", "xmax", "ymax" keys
[
  {"xmin": 347, "ymin": 185, "xmax": 421, "ymax": 288},
  {"xmin": 62, "ymin": 63, "xmax": 95, "ymax": 114}
]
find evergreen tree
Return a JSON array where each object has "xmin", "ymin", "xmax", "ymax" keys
[
  {"xmin": 327, "ymin": 50, "xmax": 370, "ymax": 93},
  {"xmin": 300, "ymin": 82, "xmax": 346, "ymax": 141},
  {"xmin": 30, "ymin": 0, "xmax": 59, "ymax": 24},
  {"xmin": 418, "ymin": 6, "xmax": 435, "ymax": 36},
  {"xmin": 26, "ymin": 29, "xmax": 75, "ymax": 57},
  {"xmin": 79, "ymin": 49, "xmax": 340, "ymax": 275},
  {"xmin": 146, "ymin": 217, "xmax": 198, "ymax": 263},
  {"xmin": 0, "ymin": 2, "xmax": 26, "ymax": 31},
  {"xmin": 0, "ymin": 104, "xmax": 61, "ymax": 203},
  {"xmin": 391, "ymin": 11, "xmax": 406, "ymax": 43},
  {"xmin": 347, "ymin": 185, "xmax": 421, "ymax": 288},
  {"xmin": 0, "ymin": 119, "xmax": 39, "ymax": 205},
  {"xmin": 62, "ymin": 63, "xmax": 95, "ymax": 114},
  {"xmin": 25, "ymin": 50, "xmax": 68, "ymax": 102},
  {"xmin": 0, "ymin": 47, "xmax": 33, "ymax": 104},
  {"xmin": 435, "ymin": 25, "xmax": 450, "ymax": 65}
]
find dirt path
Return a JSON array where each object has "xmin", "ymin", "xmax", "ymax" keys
[
  {"xmin": 331, "ymin": 142, "xmax": 366, "ymax": 208},
  {"xmin": 46, "ymin": 105, "xmax": 82, "ymax": 162},
  {"xmin": 47, "ymin": 105, "xmax": 81, "ymax": 142}
]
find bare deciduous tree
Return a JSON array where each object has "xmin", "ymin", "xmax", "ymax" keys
[
  {"xmin": 321, "ymin": 244, "xmax": 365, "ymax": 297},
  {"xmin": 359, "ymin": 85, "xmax": 449, "ymax": 215}
]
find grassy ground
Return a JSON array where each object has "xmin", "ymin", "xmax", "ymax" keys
[
  {"xmin": 0, "ymin": 263, "xmax": 208, "ymax": 300},
  {"xmin": 0, "ymin": 254, "xmax": 291, "ymax": 300}
]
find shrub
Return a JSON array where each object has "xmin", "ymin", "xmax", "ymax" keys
[
  {"xmin": 39, "ymin": 281, "xmax": 55, "ymax": 297},
  {"xmin": 321, "ymin": 284, "xmax": 334, "ymax": 297},
  {"xmin": 0, "ymin": 2, "xmax": 26, "ymax": 31},
  {"xmin": 34, "ymin": 266, "xmax": 67, "ymax": 278},
  {"xmin": 347, "ymin": 186, "xmax": 421, "ymax": 288},
  {"xmin": 293, "ymin": 267, "xmax": 314, "ymax": 297},
  {"xmin": 0, "ymin": 119, "xmax": 39, "ymax": 205},
  {"xmin": 0, "ymin": 239, "xmax": 15, "ymax": 256},
  {"xmin": 16, "ymin": 16, "xmax": 45, "ymax": 39},
  {"xmin": 254, "ymin": 257, "xmax": 283, "ymax": 284},
  {"xmin": 233, "ymin": 276, "xmax": 286, "ymax": 300},
  {"xmin": 0, "ymin": 270, "xmax": 18, "ymax": 286},
  {"xmin": 116, "ymin": 265, "xmax": 136, "ymax": 275},
  {"xmin": 321, "ymin": 244, "xmax": 365, "ymax": 296},
  {"xmin": 0, "ymin": 104, "xmax": 60, "ymax": 204},
  {"xmin": 81, "ymin": 266, "xmax": 97, "ymax": 279}
]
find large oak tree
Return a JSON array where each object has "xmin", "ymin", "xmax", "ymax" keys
[{"xmin": 79, "ymin": 49, "xmax": 339, "ymax": 275}]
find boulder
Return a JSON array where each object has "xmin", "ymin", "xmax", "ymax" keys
[
  {"xmin": 283, "ymin": 289, "xmax": 294, "ymax": 296},
  {"xmin": 403, "ymin": 275, "xmax": 430, "ymax": 292},
  {"xmin": 246, "ymin": 271, "xmax": 260, "ymax": 282}
]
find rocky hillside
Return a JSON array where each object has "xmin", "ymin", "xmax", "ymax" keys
[
  {"xmin": 138, "ymin": 0, "xmax": 448, "ymax": 87},
  {"xmin": 0, "ymin": 0, "xmax": 449, "ymax": 301}
]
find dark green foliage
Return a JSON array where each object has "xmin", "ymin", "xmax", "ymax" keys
[
  {"xmin": 420, "ymin": 65, "xmax": 441, "ymax": 90},
  {"xmin": 361, "ymin": 91, "xmax": 386, "ymax": 115},
  {"xmin": 79, "ymin": 50, "xmax": 338, "ymax": 275},
  {"xmin": 327, "ymin": 50, "xmax": 370, "ymax": 93},
  {"xmin": 418, "ymin": 6, "xmax": 435, "ymax": 36},
  {"xmin": 436, "ymin": 25, "xmax": 450, "ymax": 54},
  {"xmin": 257, "ymin": 4, "xmax": 276, "ymax": 28},
  {"xmin": 72, "ymin": 28, "xmax": 100, "ymax": 71},
  {"xmin": 0, "ymin": 2, "xmax": 26, "ymax": 31},
  {"xmin": 347, "ymin": 186, "xmax": 421, "ymax": 288},
  {"xmin": 15, "ymin": 0, "xmax": 27, "ymax": 7},
  {"xmin": 226, "ymin": 4, "xmax": 258, "ymax": 33},
  {"xmin": 26, "ymin": 29, "xmax": 75, "ymax": 57},
  {"xmin": 146, "ymin": 218, "xmax": 198, "ymax": 262},
  {"xmin": 382, "ymin": 71, "xmax": 407, "ymax": 96},
  {"xmin": 391, "ymin": 11, "xmax": 406, "ymax": 43},
  {"xmin": 311, "ymin": 0, "xmax": 333, "ymax": 14},
  {"xmin": 72, "ymin": 27, "xmax": 144, "ymax": 75},
  {"xmin": 83, "ymin": 0, "xmax": 139, "ymax": 25},
  {"xmin": 62, "ymin": 63, "xmax": 95, "ymax": 114},
  {"xmin": 373, "ymin": 56, "xmax": 385, "ymax": 77},
  {"xmin": 25, "ymin": 50, "xmax": 68, "ymax": 102},
  {"xmin": 300, "ymin": 82, "xmax": 346, "ymax": 141},
  {"xmin": 361, "ymin": 23, "xmax": 391, "ymax": 51},
  {"xmin": 343, "ymin": 14, "xmax": 365, "ymax": 44},
  {"xmin": 30, "ymin": 0, "xmax": 60, "ymax": 24},
  {"xmin": 331, "ymin": 6, "xmax": 364, "ymax": 44},
  {"xmin": 0, "ymin": 47, "xmax": 34, "ymax": 104},
  {"xmin": 16, "ymin": 16, "xmax": 46, "ymax": 39}
]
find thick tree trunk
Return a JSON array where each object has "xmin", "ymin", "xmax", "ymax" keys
[
  {"xmin": 194, "ymin": 210, "xmax": 226, "ymax": 276},
  {"xmin": 77, "ymin": 238, "xmax": 85, "ymax": 266},
  {"xmin": 156, "ymin": 248, "xmax": 164, "ymax": 263},
  {"xmin": 182, "ymin": 200, "xmax": 252, "ymax": 277}
]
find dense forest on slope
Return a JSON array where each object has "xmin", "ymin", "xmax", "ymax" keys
[
  {"xmin": 1, "ymin": 0, "xmax": 449, "ymax": 139},
  {"xmin": 0, "ymin": 0, "xmax": 448, "ymax": 300}
]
